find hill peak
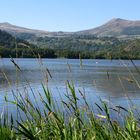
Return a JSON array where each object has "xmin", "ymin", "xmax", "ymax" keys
[
  {"xmin": 77, "ymin": 18, "xmax": 140, "ymax": 37},
  {"xmin": 106, "ymin": 18, "xmax": 131, "ymax": 25},
  {"xmin": 0, "ymin": 22, "xmax": 49, "ymax": 38},
  {"xmin": 109, "ymin": 18, "xmax": 126, "ymax": 22}
]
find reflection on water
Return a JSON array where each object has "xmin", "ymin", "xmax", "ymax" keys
[{"xmin": 0, "ymin": 58, "xmax": 140, "ymax": 113}]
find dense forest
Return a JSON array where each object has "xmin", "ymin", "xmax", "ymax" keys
[{"xmin": 0, "ymin": 30, "xmax": 140, "ymax": 59}]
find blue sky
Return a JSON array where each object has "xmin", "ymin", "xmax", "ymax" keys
[{"xmin": 0, "ymin": 0, "xmax": 140, "ymax": 31}]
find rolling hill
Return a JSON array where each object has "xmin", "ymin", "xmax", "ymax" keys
[
  {"xmin": 0, "ymin": 19, "xmax": 140, "ymax": 59},
  {"xmin": 77, "ymin": 18, "xmax": 140, "ymax": 37},
  {"xmin": 0, "ymin": 18, "xmax": 140, "ymax": 38},
  {"xmin": 0, "ymin": 22, "xmax": 49, "ymax": 39}
]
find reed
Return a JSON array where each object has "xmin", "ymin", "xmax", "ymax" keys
[
  {"xmin": 0, "ymin": 56, "xmax": 140, "ymax": 140},
  {"xmin": 0, "ymin": 79, "xmax": 139, "ymax": 140}
]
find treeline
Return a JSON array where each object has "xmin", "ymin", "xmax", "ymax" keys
[
  {"xmin": 0, "ymin": 46, "xmax": 57, "ymax": 58},
  {"xmin": 1, "ymin": 46, "xmax": 139, "ymax": 59},
  {"xmin": 55, "ymin": 49, "xmax": 140, "ymax": 59}
]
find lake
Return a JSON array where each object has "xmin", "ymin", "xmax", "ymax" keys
[{"xmin": 0, "ymin": 58, "xmax": 140, "ymax": 117}]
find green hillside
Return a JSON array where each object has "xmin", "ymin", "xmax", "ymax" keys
[
  {"xmin": 30, "ymin": 35, "xmax": 140, "ymax": 59},
  {"xmin": 0, "ymin": 30, "xmax": 56, "ymax": 58},
  {"xmin": 0, "ymin": 29, "xmax": 140, "ymax": 59}
]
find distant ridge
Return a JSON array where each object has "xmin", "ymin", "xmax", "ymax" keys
[{"xmin": 0, "ymin": 18, "xmax": 140, "ymax": 38}]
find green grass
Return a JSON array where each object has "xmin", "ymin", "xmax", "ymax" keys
[{"xmin": 0, "ymin": 80, "xmax": 140, "ymax": 140}]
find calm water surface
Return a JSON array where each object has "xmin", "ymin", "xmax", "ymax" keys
[{"xmin": 0, "ymin": 58, "xmax": 140, "ymax": 115}]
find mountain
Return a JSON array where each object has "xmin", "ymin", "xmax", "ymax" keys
[
  {"xmin": 0, "ymin": 18, "xmax": 140, "ymax": 39},
  {"xmin": 0, "ymin": 22, "xmax": 73, "ymax": 39},
  {"xmin": 77, "ymin": 18, "xmax": 140, "ymax": 37},
  {"xmin": 0, "ymin": 22, "xmax": 50, "ymax": 39}
]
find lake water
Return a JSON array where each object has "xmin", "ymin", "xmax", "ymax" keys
[{"xmin": 0, "ymin": 58, "xmax": 140, "ymax": 117}]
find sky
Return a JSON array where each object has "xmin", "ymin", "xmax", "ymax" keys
[{"xmin": 0, "ymin": 0, "xmax": 140, "ymax": 31}]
